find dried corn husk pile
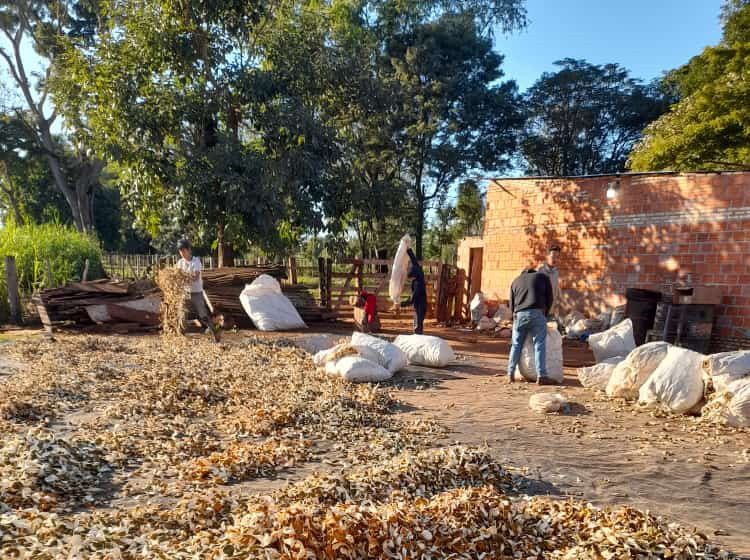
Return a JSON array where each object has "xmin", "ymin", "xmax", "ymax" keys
[
  {"xmin": 0, "ymin": 335, "xmax": 737, "ymax": 559},
  {"xmin": 0, "ymin": 427, "xmax": 110, "ymax": 511},
  {"xmin": 156, "ymin": 267, "xmax": 191, "ymax": 334}
]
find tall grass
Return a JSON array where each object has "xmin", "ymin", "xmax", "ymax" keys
[{"xmin": 0, "ymin": 224, "xmax": 104, "ymax": 321}]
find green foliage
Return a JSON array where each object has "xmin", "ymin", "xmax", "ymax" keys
[
  {"xmin": 520, "ymin": 58, "xmax": 670, "ymax": 176},
  {"xmin": 629, "ymin": 2, "xmax": 750, "ymax": 171},
  {"xmin": 0, "ymin": 223, "xmax": 104, "ymax": 300},
  {"xmin": 454, "ymin": 179, "xmax": 484, "ymax": 237}
]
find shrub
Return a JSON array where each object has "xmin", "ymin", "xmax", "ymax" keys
[{"xmin": 0, "ymin": 224, "xmax": 105, "ymax": 302}]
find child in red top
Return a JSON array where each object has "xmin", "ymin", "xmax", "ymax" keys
[{"xmin": 354, "ymin": 290, "xmax": 381, "ymax": 333}]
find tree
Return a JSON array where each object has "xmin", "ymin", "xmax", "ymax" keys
[
  {"xmin": 53, "ymin": 0, "xmax": 335, "ymax": 265},
  {"xmin": 453, "ymin": 179, "xmax": 484, "ymax": 237},
  {"xmin": 0, "ymin": 0, "xmax": 104, "ymax": 232},
  {"xmin": 520, "ymin": 59, "xmax": 671, "ymax": 176},
  {"xmin": 387, "ymin": 13, "xmax": 522, "ymax": 258},
  {"xmin": 629, "ymin": 2, "xmax": 750, "ymax": 171}
]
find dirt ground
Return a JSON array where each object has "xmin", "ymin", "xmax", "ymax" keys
[{"xmin": 2, "ymin": 320, "xmax": 749, "ymax": 556}]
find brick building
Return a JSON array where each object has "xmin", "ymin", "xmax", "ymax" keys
[{"xmin": 458, "ymin": 171, "xmax": 750, "ymax": 351}]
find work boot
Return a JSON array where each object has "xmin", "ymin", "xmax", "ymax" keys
[{"xmin": 536, "ymin": 376, "xmax": 556, "ymax": 386}]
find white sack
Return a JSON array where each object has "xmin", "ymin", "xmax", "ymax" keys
[
  {"xmin": 493, "ymin": 305, "xmax": 512, "ymax": 322},
  {"xmin": 389, "ymin": 234, "xmax": 412, "ymax": 304},
  {"xmin": 327, "ymin": 356, "xmax": 393, "ymax": 383},
  {"xmin": 703, "ymin": 378, "xmax": 750, "ymax": 427},
  {"xmin": 295, "ymin": 334, "xmax": 339, "ymax": 355},
  {"xmin": 470, "ymin": 293, "xmax": 485, "ymax": 312},
  {"xmin": 588, "ymin": 319, "xmax": 636, "ymax": 363},
  {"xmin": 477, "ymin": 317, "xmax": 496, "ymax": 331},
  {"xmin": 702, "ymin": 351, "xmax": 750, "ymax": 393},
  {"xmin": 239, "ymin": 275, "xmax": 306, "ymax": 331},
  {"xmin": 638, "ymin": 346, "xmax": 705, "ymax": 414},
  {"xmin": 605, "ymin": 341, "xmax": 670, "ymax": 400},
  {"xmin": 314, "ymin": 343, "xmax": 380, "ymax": 367},
  {"xmin": 393, "ymin": 335, "xmax": 455, "ymax": 368},
  {"xmin": 518, "ymin": 323, "xmax": 564, "ymax": 383},
  {"xmin": 351, "ymin": 331, "xmax": 407, "ymax": 373},
  {"xmin": 529, "ymin": 392, "xmax": 568, "ymax": 414},
  {"xmin": 577, "ymin": 356, "xmax": 625, "ymax": 390}
]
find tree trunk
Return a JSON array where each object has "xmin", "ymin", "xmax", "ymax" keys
[{"xmin": 217, "ymin": 222, "xmax": 225, "ymax": 268}]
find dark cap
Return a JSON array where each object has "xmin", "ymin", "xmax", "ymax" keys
[{"xmin": 177, "ymin": 239, "xmax": 191, "ymax": 251}]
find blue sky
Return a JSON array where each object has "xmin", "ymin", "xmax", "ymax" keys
[{"xmin": 494, "ymin": 0, "xmax": 723, "ymax": 91}]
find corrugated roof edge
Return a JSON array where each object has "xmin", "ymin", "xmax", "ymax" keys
[{"xmin": 485, "ymin": 170, "xmax": 749, "ymax": 181}]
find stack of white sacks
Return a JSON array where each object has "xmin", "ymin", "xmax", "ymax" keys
[
  {"xmin": 576, "ymin": 319, "xmax": 750, "ymax": 426},
  {"xmin": 307, "ymin": 332, "xmax": 455, "ymax": 384}
]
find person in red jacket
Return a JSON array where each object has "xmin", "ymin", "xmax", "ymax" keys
[{"xmin": 354, "ymin": 289, "xmax": 381, "ymax": 333}]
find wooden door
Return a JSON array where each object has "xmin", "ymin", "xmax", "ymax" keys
[{"xmin": 468, "ymin": 247, "xmax": 483, "ymax": 297}]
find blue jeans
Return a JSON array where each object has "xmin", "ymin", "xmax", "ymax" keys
[{"xmin": 507, "ymin": 309, "xmax": 547, "ymax": 379}]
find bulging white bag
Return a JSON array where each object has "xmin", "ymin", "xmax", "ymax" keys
[
  {"xmin": 351, "ymin": 332, "xmax": 407, "ymax": 373},
  {"xmin": 518, "ymin": 323, "xmax": 564, "ymax": 383},
  {"xmin": 327, "ymin": 356, "xmax": 393, "ymax": 383},
  {"xmin": 393, "ymin": 335, "xmax": 455, "ymax": 368},
  {"xmin": 701, "ymin": 351, "xmax": 750, "ymax": 393},
  {"xmin": 295, "ymin": 334, "xmax": 338, "ymax": 355},
  {"xmin": 702, "ymin": 378, "xmax": 750, "ymax": 427},
  {"xmin": 314, "ymin": 342, "xmax": 379, "ymax": 367},
  {"xmin": 239, "ymin": 275, "xmax": 306, "ymax": 331},
  {"xmin": 605, "ymin": 341, "xmax": 670, "ymax": 400},
  {"xmin": 529, "ymin": 392, "xmax": 568, "ymax": 413},
  {"xmin": 577, "ymin": 356, "xmax": 625, "ymax": 390},
  {"xmin": 638, "ymin": 346, "xmax": 705, "ymax": 414},
  {"xmin": 588, "ymin": 319, "xmax": 636, "ymax": 363},
  {"xmin": 493, "ymin": 305, "xmax": 512, "ymax": 322},
  {"xmin": 389, "ymin": 234, "xmax": 412, "ymax": 304}
]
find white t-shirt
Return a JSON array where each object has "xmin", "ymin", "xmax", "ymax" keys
[{"xmin": 176, "ymin": 256, "xmax": 203, "ymax": 293}]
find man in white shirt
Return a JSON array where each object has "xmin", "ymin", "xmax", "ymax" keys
[
  {"xmin": 537, "ymin": 245, "xmax": 562, "ymax": 321},
  {"xmin": 176, "ymin": 239, "xmax": 219, "ymax": 341}
]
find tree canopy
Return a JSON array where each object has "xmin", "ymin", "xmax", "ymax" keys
[{"xmin": 628, "ymin": 1, "xmax": 750, "ymax": 171}]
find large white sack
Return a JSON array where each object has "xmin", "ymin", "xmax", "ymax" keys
[
  {"xmin": 389, "ymin": 234, "xmax": 412, "ymax": 304},
  {"xmin": 702, "ymin": 378, "xmax": 750, "ymax": 427},
  {"xmin": 518, "ymin": 324, "xmax": 564, "ymax": 383},
  {"xmin": 351, "ymin": 332, "xmax": 407, "ymax": 373},
  {"xmin": 393, "ymin": 335, "xmax": 455, "ymax": 368},
  {"xmin": 588, "ymin": 319, "xmax": 636, "ymax": 363},
  {"xmin": 605, "ymin": 341, "xmax": 670, "ymax": 400},
  {"xmin": 313, "ymin": 343, "xmax": 379, "ymax": 367},
  {"xmin": 638, "ymin": 346, "xmax": 705, "ymax": 414},
  {"xmin": 328, "ymin": 356, "xmax": 393, "ymax": 383},
  {"xmin": 529, "ymin": 392, "xmax": 568, "ymax": 413},
  {"xmin": 239, "ymin": 275, "xmax": 306, "ymax": 331},
  {"xmin": 295, "ymin": 334, "xmax": 339, "ymax": 355},
  {"xmin": 577, "ymin": 356, "xmax": 625, "ymax": 390},
  {"xmin": 493, "ymin": 304, "xmax": 512, "ymax": 322},
  {"xmin": 702, "ymin": 351, "xmax": 750, "ymax": 393}
]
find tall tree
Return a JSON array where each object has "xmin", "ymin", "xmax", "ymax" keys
[
  {"xmin": 453, "ymin": 179, "xmax": 484, "ymax": 237},
  {"xmin": 53, "ymin": 0, "xmax": 334, "ymax": 264},
  {"xmin": 629, "ymin": 1, "xmax": 750, "ymax": 171},
  {"xmin": 0, "ymin": 0, "xmax": 104, "ymax": 232},
  {"xmin": 386, "ymin": 13, "xmax": 522, "ymax": 258},
  {"xmin": 520, "ymin": 58, "xmax": 670, "ymax": 176}
]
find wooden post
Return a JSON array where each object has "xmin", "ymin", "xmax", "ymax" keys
[
  {"xmin": 454, "ymin": 268, "xmax": 466, "ymax": 323},
  {"xmin": 355, "ymin": 259, "xmax": 363, "ymax": 292},
  {"xmin": 81, "ymin": 258, "xmax": 90, "ymax": 282},
  {"xmin": 289, "ymin": 256, "xmax": 298, "ymax": 285},
  {"xmin": 5, "ymin": 256, "xmax": 22, "ymax": 324},
  {"xmin": 317, "ymin": 257, "xmax": 326, "ymax": 308},
  {"xmin": 45, "ymin": 259, "xmax": 54, "ymax": 288},
  {"xmin": 325, "ymin": 258, "xmax": 332, "ymax": 312}
]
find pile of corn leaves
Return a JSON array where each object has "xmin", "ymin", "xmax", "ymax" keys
[{"xmin": 0, "ymin": 335, "xmax": 736, "ymax": 558}]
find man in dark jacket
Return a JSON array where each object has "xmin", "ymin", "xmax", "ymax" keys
[
  {"xmin": 400, "ymin": 248, "xmax": 428, "ymax": 334},
  {"xmin": 507, "ymin": 267, "xmax": 555, "ymax": 385}
]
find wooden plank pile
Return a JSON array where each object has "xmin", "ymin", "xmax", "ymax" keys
[
  {"xmin": 201, "ymin": 265, "xmax": 327, "ymax": 325},
  {"xmin": 32, "ymin": 279, "xmax": 161, "ymax": 333}
]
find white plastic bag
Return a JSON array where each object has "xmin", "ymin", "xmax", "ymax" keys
[
  {"xmin": 477, "ymin": 317, "xmax": 496, "ymax": 331},
  {"xmin": 393, "ymin": 335, "xmax": 455, "ymax": 368},
  {"xmin": 389, "ymin": 234, "xmax": 412, "ymax": 304},
  {"xmin": 295, "ymin": 334, "xmax": 339, "ymax": 355},
  {"xmin": 577, "ymin": 356, "xmax": 625, "ymax": 390},
  {"xmin": 518, "ymin": 323, "xmax": 564, "ymax": 383},
  {"xmin": 702, "ymin": 351, "xmax": 750, "ymax": 393},
  {"xmin": 529, "ymin": 392, "xmax": 568, "ymax": 413},
  {"xmin": 702, "ymin": 378, "xmax": 750, "ymax": 427},
  {"xmin": 638, "ymin": 346, "xmax": 705, "ymax": 414},
  {"xmin": 239, "ymin": 275, "xmax": 306, "ymax": 331},
  {"xmin": 605, "ymin": 341, "xmax": 669, "ymax": 400},
  {"xmin": 588, "ymin": 319, "xmax": 636, "ymax": 363},
  {"xmin": 351, "ymin": 332, "xmax": 407, "ymax": 373},
  {"xmin": 493, "ymin": 305, "xmax": 512, "ymax": 322},
  {"xmin": 327, "ymin": 356, "xmax": 393, "ymax": 383},
  {"xmin": 314, "ymin": 342, "xmax": 379, "ymax": 367}
]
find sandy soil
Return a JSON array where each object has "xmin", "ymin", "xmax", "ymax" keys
[{"xmin": 2, "ymin": 322, "xmax": 749, "ymax": 556}]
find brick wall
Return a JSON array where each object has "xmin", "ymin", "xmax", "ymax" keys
[{"xmin": 482, "ymin": 172, "xmax": 750, "ymax": 351}]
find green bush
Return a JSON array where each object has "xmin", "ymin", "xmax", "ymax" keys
[{"xmin": 0, "ymin": 224, "xmax": 105, "ymax": 301}]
